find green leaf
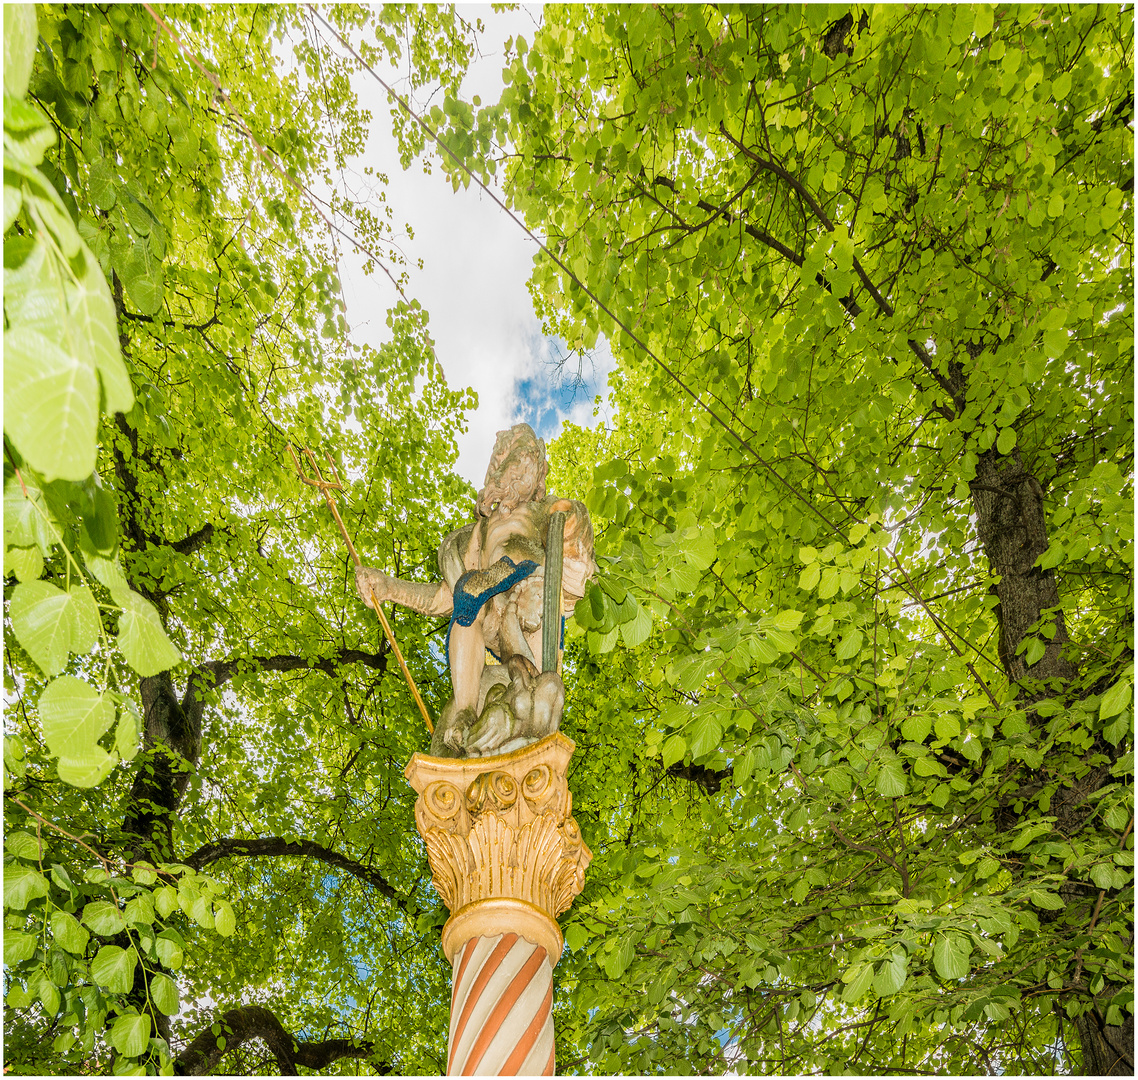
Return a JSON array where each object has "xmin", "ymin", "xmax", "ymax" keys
[
  {"xmin": 876, "ymin": 757, "xmax": 907, "ymax": 797},
  {"xmin": 4, "ymin": 930, "xmax": 38, "ymax": 963},
  {"xmin": 119, "ymin": 242, "xmax": 164, "ymax": 316},
  {"xmin": 996, "ymin": 427, "xmax": 1016, "ymax": 454},
  {"xmin": 933, "ymin": 932, "xmax": 972, "ymax": 980},
  {"xmin": 38, "ymin": 674, "xmax": 116, "ymax": 766},
  {"xmin": 901, "ymin": 715, "xmax": 931, "ymax": 742},
  {"xmin": 3, "ymin": 6, "xmax": 38, "ymax": 99},
  {"xmin": 3, "ymin": 863, "xmax": 50, "ymax": 909},
  {"xmin": 50, "ymin": 909, "xmax": 89, "ymax": 954},
  {"xmin": 934, "ymin": 714, "xmax": 961, "ymax": 740},
  {"xmin": 87, "ymin": 162, "xmax": 117, "ymax": 211},
  {"xmin": 620, "ymin": 602, "xmax": 652, "ymax": 648},
  {"xmin": 149, "ymin": 972, "xmax": 179, "ymax": 1014},
  {"xmin": 4, "ymin": 476, "xmax": 56, "ymax": 556},
  {"xmin": 835, "ymin": 629, "xmax": 863, "ymax": 661},
  {"xmin": 108, "ymin": 1010, "xmax": 150, "ymax": 1057},
  {"xmin": 661, "ymin": 733, "xmax": 686, "ymax": 768},
  {"xmin": 56, "ymin": 746, "xmax": 117, "ymax": 787},
  {"xmin": 81, "ymin": 899, "xmax": 126, "ymax": 937},
  {"xmin": 70, "ymin": 585, "xmax": 102, "ymax": 653},
  {"xmin": 5, "ymin": 830, "xmax": 42, "ymax": 860},
  {"xmin": 688, "ymin": 714, "xmax": 722, "ymax": 759},
  {"xmin": 191, "ymin": 893, "xmax": 215, "ymax": 929},
  {"xmin": 91, "ymin": 944, "xmax": 137, "ymax": 993},
  {"xmin": 3, "ymin": 327, "xmax": 99, "ymax": 482},
  {"xmin": 1028, "ymin": 889, "xmax": 1064, "ymax": 911},
  {"xmin": 765, "ymin": 610, "xmax": 804, "ymax": 632},
  {"xmin": 33, "ymin": 970, "xmax": 60, "ymax": 1016},
  {"xmin": 1023, "ymin": 637, "xmax": 1046, "ymax": 667},
  {"xmin": 841, "ymin": 962, "xmax": 873, "ymax": 1002},
  {"xmin": 71, "ymin": 252, "xmax": 134, "ymax": 414},
  {"xmin": 5, "ymin": 544, "xmax": 43, "ymax": 581},
  {"xmin": 873, "ymin": 949, "xmax": 908, "ymax": 997},
  {"xmin": 155, "ymin": 928, "xmax": 184, "ymax": 969},
  {"xmin": 4, "ymin": 182, "xmax": 22, "ymax": 230},
  {"xmin": 214, "ymin": 901, "xmax": 236, "ymax": 937},
  {"xmin": 8, "ymin": 581, "xmax": 76, "ymax": 676},
  {"xmin": 669, "ymin": 559, "xmax": 700, "ymax": 593},
  {"xmin": 4, "ymin": 734, "xmax": 27, "ymax": 786},
  {"xmin": 1100, "ymin": 678, "xmax": 1132, "ymax": 720},
  {"xmin": 112, "ymin": 588, "xmax": 182, "ymax": 676},
  {"xmin": 115, "ymin": 705, "xmax": 141, "ymax": 762},
  {"xmin": 82, "ymin": 548, "xmax": 129, "ymax": 592},
  {"xmin": 154, "ymin": 886, "xmax": 178, "ymax": 919}
]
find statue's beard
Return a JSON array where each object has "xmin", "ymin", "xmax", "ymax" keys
[{"xmin": 477, "ymin": 458, "xmax": 541, "ymax": 516}]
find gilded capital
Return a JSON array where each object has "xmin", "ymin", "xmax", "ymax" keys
[{"xmin": 405, "ymin": 733, "xmax": 592, "ymax": 963}]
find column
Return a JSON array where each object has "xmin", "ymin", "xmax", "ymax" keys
[{"xmin": 405, "ymin": 734, "xmax": 592, "ymax": 1077}]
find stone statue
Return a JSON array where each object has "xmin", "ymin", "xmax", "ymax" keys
[{"xmin": 356, "ymin": 423, "xmax": 596, "ymax": 758}]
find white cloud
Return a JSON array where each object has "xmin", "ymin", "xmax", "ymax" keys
[{"xmin": 331, "ymin": 5, "xmax": 611, "ymax": 489}]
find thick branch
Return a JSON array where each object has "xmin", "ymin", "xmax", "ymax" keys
[
  {"xmin": 667, "ymin": 762, "xmax": 731, "ymax": 795},
  {"xmin": 182, "ymin": 837, "xmax": 408, "ymax": 907},
  {"xmin": 194, "ymin": 646, "xmax": 389, "ymax": 696},
  {"xmin": 176, "ymin": 1005, "xmax": 379, "ymax": 1075},
  {"xmin": 170, "ymin": 523, "xmax": 215, "ymax": 555}
]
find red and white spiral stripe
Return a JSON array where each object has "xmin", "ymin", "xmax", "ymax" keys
[{"xmin": 447, "ymin": 932, "xmax": 555, "ymax": 1076}]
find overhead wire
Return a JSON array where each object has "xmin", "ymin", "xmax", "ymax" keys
[
  {"xmin": 308, "ymin": 8, "xmax": 1006, "ymax": 706},
  {"xmin": 304, "ymin": 4, "xmax": 852, "ymax": 544},
  {"xmin": 137, "ymin": 4, "xmax": 1000, "ymax": 705}
]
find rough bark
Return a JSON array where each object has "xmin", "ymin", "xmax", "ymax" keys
[
  {"xmin": 121, "ymin": 672, "xmax": 204, "ymax": 863},
  {"xmin": 175, "ymin": 1005, "xmax": 379, "ymax": 1075},
  {"xmin": 667, "ymin": 762, "xmax": 731, "ymax": 795},
  {"xmin": 1073, "ymin": 1009, "xmax": 1134, "ymax": 1076},
  {"xmin": 183, "ymin": 836, "xmax": 408, "ymax": 908},
  {"xmin": 970, "ymin": 447, "xmax": 1078, "ymax": 690}
]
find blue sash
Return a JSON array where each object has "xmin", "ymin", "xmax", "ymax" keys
[{"xmin": 446, "ymin": 557, "xmax": 539, "ymax": 665}]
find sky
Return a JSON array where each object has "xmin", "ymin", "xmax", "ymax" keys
[{"xmin": 326, "ymin": 6, "xmax": 615, "ymax": 489}]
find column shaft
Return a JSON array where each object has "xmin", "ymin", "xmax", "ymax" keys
[{"xmin": 447, "ymin": 932, "xmax": 554, "ymax": 1076}]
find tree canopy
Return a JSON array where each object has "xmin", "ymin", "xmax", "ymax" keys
[{"xmin": 4, "ymin": 3, "xmax": 1134, "ymax": 1077}]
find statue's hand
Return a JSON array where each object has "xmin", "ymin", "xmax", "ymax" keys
[{"xmin": 355, "ymin": 565, "xmax": 391, "ymax": 609}]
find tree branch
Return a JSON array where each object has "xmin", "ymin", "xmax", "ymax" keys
[
  {"xmin": 193, "ymin": 646, "xmax": 389, "ymax": 697},
  {"xmin": 170, "ymin": 522, "xmax": 215, "ymax": 555},
  {"xmin": 176, "ymin": 1005, "xmax": 381, "ymax": 1075},
  {"xmin": 667, "ymin": 762, "xmax": 731, "ymax": 795},
  {"xmin": 715, "ymin": 123, "xmax": 962, "ymax": 417},
  {"xmin": 182, "ymin": 836, "xmax": 408, "ymax": 908}
]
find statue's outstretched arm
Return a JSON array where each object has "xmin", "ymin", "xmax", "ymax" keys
[
  {"xmin": 355, "ymin": 522, "xmax": 475, "ymax": 616},
  {"xmin": 355, "ymin": 565, "xmax": 453, "ymax": 617}
]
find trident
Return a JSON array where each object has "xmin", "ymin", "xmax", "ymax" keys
[{"xmin": 288, "ymin": 445, "xmax": 434, "ymax": 734}]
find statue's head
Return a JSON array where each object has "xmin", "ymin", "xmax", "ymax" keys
[{"xmin": 477, "ymin": 423, "xmax": 548, "ymax": 516}]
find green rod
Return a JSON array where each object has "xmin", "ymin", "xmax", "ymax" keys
[{"xmin": 543, "ymin": 511, "xmax": 566, "ymax": 673}]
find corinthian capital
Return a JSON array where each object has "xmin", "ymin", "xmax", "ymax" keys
[{"xmin": 405, "ymin": 733, "xmax": 592, "ymax": 964}]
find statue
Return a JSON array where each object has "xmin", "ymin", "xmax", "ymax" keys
[{"xmin": 356, "ymin": 424, "xmax": 596, "ymax": 759}]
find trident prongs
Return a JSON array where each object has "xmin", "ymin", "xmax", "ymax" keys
[
  {"xmin": 288, "ymin": 443, "xmax": 433, "ymax": 734},
  {"xmin": 289, "ymin": 444, "xmax": 361, "ymax": 566}
]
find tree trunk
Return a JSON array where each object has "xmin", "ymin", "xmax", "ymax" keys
[
  {"xmin": 1073, "ymin": 1009, "xmax": 1135, "ymax": 1076},
  {"xmin": 969, "ymin": 447, "xmax": 1078, "ymax": 688},
  {"xmin": 969, "ymin": 448, "xmax": 1134, "ymax": 1072},
  {"xmin": 121, "ymin": 672, "xmax": 202, "ymax": 863}
]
